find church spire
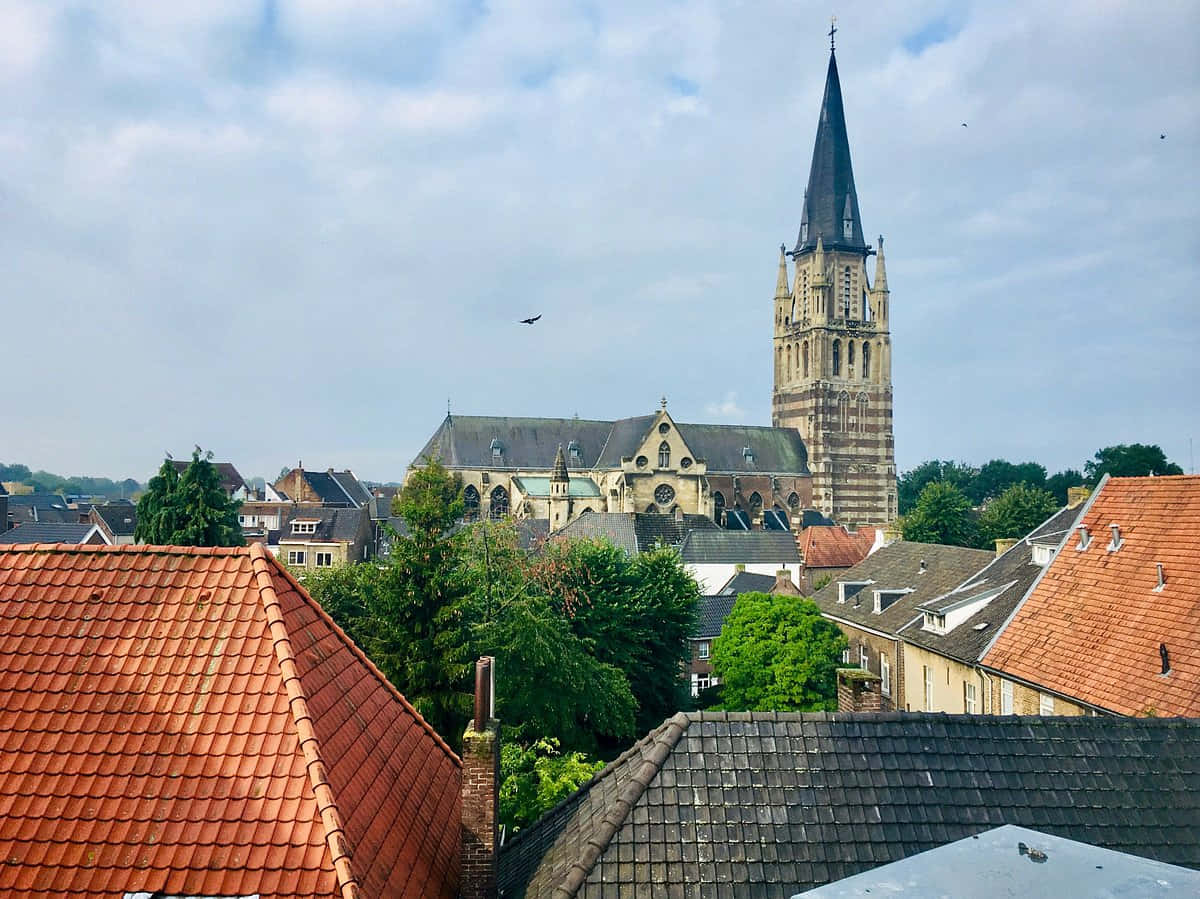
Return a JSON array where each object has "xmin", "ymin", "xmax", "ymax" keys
[
  {"xmin": 793, "ymin": 46, "xmax": 866, "ymax": 255},
  {"xmin": 551, "ymin": 444, "xmax": 569, "ymax": 483},
  {"xmin": 873, "ymin": 234, "xmax": 888, "ymax": 292}
]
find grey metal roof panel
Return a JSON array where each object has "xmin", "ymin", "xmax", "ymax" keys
[
  {"xmin": 679, "ymin": 530, "xmax": 802, "ymax": 564},
  {"xmin": 499, "ymin": 712, "xmax": 1200, "ymax": 898},
  {"xmin": 897, "ymin": 507, "xmax": 1082, "ymax": 663},
  {"xmin": 810, "ymin": 542, "xmax": 993, "ymax": 634}
]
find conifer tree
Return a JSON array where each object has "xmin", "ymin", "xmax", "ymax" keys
[{"xmin": 135, "ymin": 449, "xmax": 243, "ymax": 546}]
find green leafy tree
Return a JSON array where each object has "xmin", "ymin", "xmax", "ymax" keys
[
  {"xmin": 711, "ymin": 592, "xmax": 847, "ymax": 712},
  {"xmin": 1045, "ymin": 469, "xmax": 1085, "ymax": 505},
  {"xmin": 135, "ymin": 450, "xmax": 242, "ymax": 546},
  {"xmin": 898, "ymin": 460, "xmax": 978, "ymax": 514},
  {"xmin": 967, "ymin": 459, "xmax": 1047, "ymax": 504},
  {"xmin": 500, "ymin": 738, "xmax": 604, "ymax": 835},
  {"xmin": 1084, "ymin": 444, "xmax": 1183, "ymax": 484},
  {"xmin": 978, "ymin": 484, "xmax": 1059, "ymax": 545},
  {"xmin": 900, "ymin": 481, "xmax": 977, "ymax": 547}
]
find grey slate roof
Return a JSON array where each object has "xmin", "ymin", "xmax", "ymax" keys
[
  {"xmin": 555, "ymin": 512, "xmax": 719, "ymax": 556},
  {"xmin": 793, "ymin": 50, "xmax": 867, "ymax": 256},
  {"xmin": 498, "ymin": 712, "xmax": 1200, "ymax": 898},
  {"xmin": 91, "ymin": 503, "xmax": 138, "ymax": 537},
  {"xmin": 0, "ymin": 522, "xmax": 103, "ymax": 544},
  {"xmin": 3, "ymin": 494, "xmax": 76, "ymax": 525},
  {"xmin": 301, "ymin": 470, "xmax": 369, "ymax": 507},
  {"xmin": 898, "ymin": 507, "xmax": 1081, "ymax": 663},
  {"xmin": 717, "ymin": 571, "xmax": 777, "ymax": 595},
  {"xmin": 330, "ymin": 470, "xmax": 371, "ymax": 507},
  {"xmin": 554, "ymin": 512, "xmax": 640, "ymax": 556},
  {"xmin": 695, "ymin": 594, "xmax": 737, "ymax": 639},
  {"xmin": 416, "ymin": 414, "xmax": 810, "ymax": 475},
  {"xmin": 679, "ymin": 530, "xmax": 802, "ymax": 564},
  {"xmin": 810, "ymin": 541, "xmax": 993, "ymax": 636},
  {"xmin": 277, "ymin": 507, "xmax": 368, "ymax": 544}
]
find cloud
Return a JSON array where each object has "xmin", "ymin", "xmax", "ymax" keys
[{"xmin": 705, "ymin": 393, "xmax": 746, "ymax": 421}]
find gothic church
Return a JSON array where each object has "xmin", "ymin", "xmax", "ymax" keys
[{"xmin": 772, "ymin": 39, "xmax": 897, "ymax": 525}]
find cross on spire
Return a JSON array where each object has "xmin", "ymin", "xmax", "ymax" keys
[{"xmin": 829, "ymin": 15, "xmax": 837, "ymax": 51}]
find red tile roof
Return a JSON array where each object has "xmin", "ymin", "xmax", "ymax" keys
[
  {"xmin": 798, "ymin": 525, "xmax": 877, "ymax": 569},
  {"xmin": 983, "ymin": 475, "xmax": 1200, "ymax": 717},
  {"xmin": 0, "ymin": 542, "xmax": 461, "ymax": 898}
]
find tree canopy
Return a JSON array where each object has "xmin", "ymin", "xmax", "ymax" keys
[
  {"xmin": 1084, "ymin": 444, "xmax": 1183, "ymax": 484},
  {"xmin": 710, "ymin": 592, "xmax": 846, "ymax": 712},
  {"xmin": 134, "ymin": 449, "xmax": 242, "ymax": 546},
  {"xmin": 978, "ymin": 484, "xmax": 1059, "ymax": 545},
  {"xmin": 900, "ymin": 481, "xmax": 977, "ymax": 547}
]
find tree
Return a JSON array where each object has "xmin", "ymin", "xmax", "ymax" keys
[
  {"xmin": 967, "ymin": 459, "xmax": 1047, "ymax": 504},
  {"xmin": 1084, "ymin": 444, "xmax": 1183, "ymax": 484},
  {"xmin": 898, "ymin": 460, "xmax": 978, "ymax": 514},
  {"xmin": 134, "ymin": 449, "xmax": 242, "ymax": 546},
  {"xmin": 500, "ymin": 739, "xmax": 604, "ymax": 835},
  {"xmin": 711, "ymin": 592, "xmax": 846, "ymax": 712},
  {"xmin": 978, "ymin": 484, "xmax": 1059, "ymax": 545},
  {"xmin": 900, "ymin": 481, "xmax": 977, "ymax": 547},
  {"xmin": 1045, "ymin": 469, "xmax": 1085, "ymax": 505}
]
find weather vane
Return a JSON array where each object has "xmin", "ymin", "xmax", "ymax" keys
[{"xmin": 829, "ymin": 15, "xmax": 837, "ymax": 51}]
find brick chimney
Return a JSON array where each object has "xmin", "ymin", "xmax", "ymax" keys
[
  {"xmin": 1067, "ymin": 486, "xmax": 1090, "ymax": 509},
  {"xmin": 837, "ymin": 668, "xmax": 883, "ymax": 713},
  {"xmin": 772, "ymin": 569, "xmax": 802, "ymax": 596},
  {"xmin": 461, "ymin": 657, "xmax": 499, "ymax": 899},
  {"xmin": 993, "ymin": 538, "xmax": 1020, "ymax": 557}
]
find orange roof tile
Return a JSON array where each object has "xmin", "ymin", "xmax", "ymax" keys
[
  {"xmin": 983, "ymin": 476, "xmax": 1200, "ymax": 716},
  {"xmin": 0, "ymin": 543, "xmax": 461, "ymax": 898},
  {"xmin": 798, "ymin": 525, "xmax": 877, "ymax": 570}
]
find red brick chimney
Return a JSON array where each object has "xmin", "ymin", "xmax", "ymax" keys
[
  {"xmin": 837, "ymin": 668, "xmax": 883, "ymax": 713},
  {"xmin": 772, "ymin": 569, "xmax": 802, "ymax": 596},
  {"xmin": 461, "ymin": 656, "xmax": 499, "ymax": 899}
]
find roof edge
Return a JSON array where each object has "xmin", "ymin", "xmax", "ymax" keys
[
  {"xmin": 260, "ymin": 545, "xmax": 462, "ymax": 768},
  {"xmin": 556, "ymin": 711, "xmax": 692, "ymax": 897},
  {"xmin": 249, "ymin": 543, "xmax": 361, "ymax": 899}
]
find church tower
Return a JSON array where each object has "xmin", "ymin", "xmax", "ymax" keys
[
  {"xmin": 772, "ymin": 37, "xmax": 897, "ymax": 526},
  {"xmin": 549, "ymin": 444, "xmax": 572, "ymax": 530}
]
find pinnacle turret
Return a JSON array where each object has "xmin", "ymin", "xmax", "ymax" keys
[
  {"xmin": 873, "ymin": 235, "xmax": 888, "ymax": 293},
  {"xmin": 551, "ymin": 444, "xmax": 569, "ymax": 483},
  {"xmin": 775, "ymin": 244, "xmax": 790, "ymax": 299}
]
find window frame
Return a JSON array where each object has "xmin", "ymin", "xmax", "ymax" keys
[
  {"xmin": 964, "ymin": 681, "xmax": 978, "ymax": 714},
  {"xmin": 314, "ymin": 551, "xmax": 333, "ymax": 568},
  {"xmin": 1000, "ymin": 679, "xmax": 1014, "ymax": 714},
  {"xmin": 291, "ymin": 520, "xmax": 318, "ymax": 535},
  {"xmin": 859, "ymin": 644, "xmax": 869, "ymax": 670},
  {"xmin": 287, "ymin": 550, "xmax": 306, "ymax": 566},
  {"xmin": 923, "ymin": 665, "xmax": 934, "ymax": 712},
  {"xmin": 1039, "ymin": 692, "xmax": 1055, "ymax": 715},
  {"xmin": 880, "ymin": 654, "xmax": 891, "ymax": 696},
  {"xmin": 696, "ymin": 641, "xmax": 710, "ymax": 660}
]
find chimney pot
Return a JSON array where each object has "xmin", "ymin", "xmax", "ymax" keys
[
  {"xmin": 994, "ymin": 538, "xmax": 1020, "ymax": 558},
  {"xmin": 1066, "ymin": 486, "xmax": 1090, "ymax": 509}
]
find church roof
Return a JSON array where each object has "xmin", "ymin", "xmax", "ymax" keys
[
  {"xmin": 793, "ymin": 50, "xmax": 867, "ymax": 256},
  {"xmin": 512, "ymin": 476, "xmax": 602, "ymax": 499},
  {"xmin": 416, "ymin": 415, "xmax": 810, "ymax": 476}
]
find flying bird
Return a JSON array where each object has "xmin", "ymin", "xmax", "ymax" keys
[
  {"xmin": 520, "ymin": 314, "xmax": 542, "ymax": 325},
  {"xmin": 1160, "ymin": 133, "xmax": 1166, "ymax": 140},
  {"xmin": 961, "ymin": 122, "xmax": 968, "ymax": 128}
]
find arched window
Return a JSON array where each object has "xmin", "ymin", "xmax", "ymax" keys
[
  {"xmin": 838, "ymin": 392, "xmax": 850, "ymax": 432},
  {"xmin": 489, "ymin": 485, "xmax": 509, "ymax": 518},
  {"xmin": 658, "ymin": 441, "xmax": 670, "ymax": 469},
  {"xmin": 802, "ymin": 341, "xmax": 809, "ymax": 378},
  {"xmin": 857, "ymin": 393, "xmax": 869, "ymax": 433},
  {"xmin": 862, "ymin": 342, "xmax": 871, "ymax": 381},
  {"xmin": 712, "ymin": 491, "xmax": 725, "ymax": 524},
  {"xmin": 463, "ymin": 485, "xmax": 480, "ymax": 521},
  {"xmin": 786, "ymin": 344, "xmax": 792, "ymax": 380},
  {"xmin": 832, "ymin": 339, "xmax": 841, "ymax": 377},
  {"xmin": 645, "ymin": 504, "xmax": 659, "ymax": 514},
  {"xmin": 842, "ymin": 267, "xmax": 852, "ymax": 318},
  {"xmin": 748, "ymin": 492, "xmax": 763, "ymax": 519},
  {"xmin": 787, "ymin": 492, "xmax": 800, "ymax": 510},
  {"xmin": 776, "ymin": 346, "xmax": 782, "ymax": 379},
  {"xmin": 847, "ymin": 341, "xmax": 856, "ymax": 378},
  {"xmin": 802, "ymin": 270, "xmax": 809, "ymax": 317}
]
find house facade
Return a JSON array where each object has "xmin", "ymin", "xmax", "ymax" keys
[{"xmin": 276, "ymin": 506, "xmax": 373, "ymax": 571}]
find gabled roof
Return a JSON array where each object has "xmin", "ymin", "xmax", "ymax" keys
[
  {"xmin": 555, "ymin": 512, "xmax": 719, "ymax": 557},
  {"xmin": 717, "ymin": 571, "xmax": 777, "ymax": 595},
  {"xmin": 899, "ymin": 506, "xmax": 1080, "ymax": 663},
  {"xmin": 330, "ymin": 470, "xmax": 372, "ymax": 507},
  {"xmin": 793, "ymin": 50, "xmax": 867, "ymax": 256},
  {"xmin": 303, "ymin": 470, "xmax": 369, "ymax": 507},
  {"xmin": 4, "ymin": 494, "xmax": 77, "ymax": 525},
  {"xmin": 415, "ymin": 414, "xmax": 810, "ymax": 475},
  {"xmin": 0, "ymin": 543, "xmax": 461, "ymax": 898},
  {"xmin": 0, "ymin": 522, "xmax": 107, "ymax": 545},
  {"xmin": 554, "ymin": 512, "xmax": 640, "ymax": 556},
  {"xmin": 278, "ymin": 506, "xmax": 370, "ymax": 544},
  {"xmin": 810, "ymin": 541, "xmax": 993, "ymax": 635},
  {"xmin": 169, "ymin": 459, "xmax": 248, "ymax": 495},
  {"xmin": 695, "ymin": 594, "xmax": 737, "ymax": 639},
  {"xmin": 679, "ymin": 530, "xmax": 802, "ymax": 564},
  {"xmin": 632, "ymin": 513, "xmax": 718, "ymax": 553},
  {"xmin": 983, "ymin": 475, "xmax": 1200, "ymax": 716},
  {"xmin": 799, "ymin": 525, "xmax": 877, "ymax": 569},
  {"xmin": 90, "ymin": 502, "xmax": 138, "ymax": 537},
  {"xmin": 499, "ymin": 711, "xmax": 1200, "ymax": 898}
]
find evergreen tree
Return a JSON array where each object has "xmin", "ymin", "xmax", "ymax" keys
[
  {"xmin": 135, "ymin": 450, "xmax": 242, "ymax": 546},
  {"xmin": 900, "ymin": 481, "xmax": 977, "ymax": 547},
  {"xmin": 1084, "ymin": 444, "xmax": 1183, "ymax": 484}
]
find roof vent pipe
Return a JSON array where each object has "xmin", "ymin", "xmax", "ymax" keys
[
  {"xmin": 1160, "ymin": 643, "xmax": 1170, "ymax": 675},
  {"xmin": 1154, "ymin": 563, "xmax": 1166, "ymax": 592},
  {"xmin": 918, "ymin": 559, "xmax": 927, "ymax": 575},
  {"xmin": 1076, "ymin": 525, "xmax": 1090, "ymax": 550}
]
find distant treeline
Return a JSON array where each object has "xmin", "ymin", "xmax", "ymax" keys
[{"xmin": 0, "ymin": 462, "xmax": 142, "ymax": 499}]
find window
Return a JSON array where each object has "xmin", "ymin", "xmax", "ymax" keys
[
  {"xmin": 490, "ymin": 438, "xmax": 503, "ymax": 461},
  {"xmin": 923, "ymin": 666, "xmax": 934, "ymax": 711},
  {"xmin": 786, "ymin": 344, "xmax": 792, "ymax": 379},
  {"xmin": 287, "ymin": 550, "xmax": 306, "ymax": 566},
  {"xmin": 292, "ymin": 521, "xmax": 317, "ymax": 534},
  {"xmin": 832, "ymin": 339, "xmax": 841, "ymax": 376},
  {"xmin": 1001, "ymin": 679, "xmax": 1014, "ymax": 714},
  {"xmin": 842, "ymin": 267, "xmax": 851, "ymax": 317},
  {"xmin": 489, "ymin": 485, "xmax": 509, "ymax": 518},
  {"xmin": 1039, "ymin": 693, "xmax": 1054, "ymax": 715},
  {"xmin": 697, "ymin": 641, "xmax": 710, "ymax": 660},
  {"xmin": 847, "ymin": 341, "xmax": 855, "ymax": 378},
  {"xmin": 838, "ymin": 392, "xmax": 850, "ymax": 432},
  {"xmin": 842, "ymin": 648, "xmax": 851, "ymax": 664},
  {"xmin": 802, "ymin": 270, "xmax": 809, "ymax": 316},
  {"xmin": 568, "ymin": 440, "xmax": 582, "ymax": 463},
  {"xmin": 880, "ymin": 655, "xmax": 891, "ymax": 696},
  {"xmin": 658, "ymin": 441, "xmax": 671, "ymax": 468},
  {"xmin": 693, "ymin": 674, "xmax": 711, "ymax": 697},
  {"xmin": 861, "ymin": 342, "xmax": 871, "ymax": 381},
  {"xmin": 315, "ymin": 551, "xmax": 333, "ymax": 568},
  {"xmin": 654, "ymin": 484, "xmax": 675, "ymax": 505},
  {"xmin": 463, "ymin": 485, "xmax": 481, "ymax": 521},
  {"xmin": 964, "ymin": 682, "xmax": 978, "ymax": 714},
  {"xmin": 802, "ymin": 341, "xmax": 809, "ymax": 378},
  {"xmin": 1032, "ymin": 544, "xmax": 1055, "ymax": 565},
  {"xmin": 748, "ymin": 492, "xmax": 763, "ymax": 518},
  {"xmin": 238, "ymin": 515, "xmax": 246, "ymax": 525},
  {"xmin": 712, "ymin": 491, "xmax": 725, "ymax": 523},
  {"xmin": 787, "ymin": 492, "xmax": 800, "ymax": 510},
  {"xmin": 859, "ymin": 645, "xmax": 869, "ymax": 669}
]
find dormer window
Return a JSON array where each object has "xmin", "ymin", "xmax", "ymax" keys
[
  {"xmin": 1031, "ymin": 543, "xmax": 1056, "ymax": 566},
  {"xmin": 490, "ymin": 438, "xmax": 503, "ymax": 461},
  {"xmin": 568, "ymin": 440, "xmax": 581, "ymax": 463},
  {"xmin": 801, "ymin": 222, "xmax": 808, "ymax": 243},
  {"xmin": 922, "ymin": 612, "xmax": 948, "ymax": 633},
  {"xmin": 292, "ymin": 520, "xmax": 318, "ymax": 535},
  {"xmin": 844, "ymin": 218, "xmax": 852, "ymax": 240},
  {"xmin": 837, "ymin": 581, "xmax": 873, "ymax": 604},
  {"xmin": 873, "ymin": 589, "xmax": 911, "ymax": 614},
  {"xmin": 742, "ymin": 446, "xmax": 755, "ymax": 464}
]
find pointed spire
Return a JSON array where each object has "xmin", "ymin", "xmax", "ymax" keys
[
  {"xmin": 873, "ymin": 234, "xmax": 888, "ymax": 292},
  {"xmin": 551, "ymin": 444, "xmax": 569, "ymax": 483},
  {"xmin": 792, "ymin": 48, "xmax": 866, "ymax": 255},
  {"xmin": 812, "ymin": 235, "xmax": 828, "ymax": 286},
  {"xmin": 775, "ymin": 244, "xmax": 790, "ymax": 299}
]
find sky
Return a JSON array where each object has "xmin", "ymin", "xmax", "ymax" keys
[{"xmin": 2, "ymin": 0, "xmax": 1197, "ymax": 484}]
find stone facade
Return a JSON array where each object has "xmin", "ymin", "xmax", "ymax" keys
[
  {"xmin": 771, "ymin": 48, "xmax": 897, "ymax": 527},
  {"xmin": 824, "ymin": 616, "xmax": 899, "ymax": 711}
]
